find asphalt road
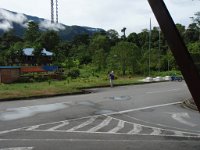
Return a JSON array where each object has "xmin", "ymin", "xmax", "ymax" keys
[{"xmin": 0, "ymin": 81, "xmax": 200, "ymax": 150}]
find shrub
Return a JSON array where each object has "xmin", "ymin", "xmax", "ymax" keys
[{"xmin": 67, "ymin": 68, "xmax": 80, "ymax": 79}]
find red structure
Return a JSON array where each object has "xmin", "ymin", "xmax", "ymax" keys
[{"xmin": 0, "ymin": 67, "xmax": 20, "ymax": 83}]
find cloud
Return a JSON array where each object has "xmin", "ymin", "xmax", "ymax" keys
[
  {"xmin": 0, "ymin": 20, "xmax": 13, "ymax": 31},
  {"xmin": 0, "ymin": 8, "xmax": 66, "ymax": 32},
  {"xmin": 0, "ymin": 8, "xmax": 27, "ymax": 24},
  {"xmin": 39, "ymin": 20, "xmax": 66, "ymax": 31},
  {"xmin": 0, "ymin": 8, "xmax": 27, "ymax": 31},
  {"xmin": 0, "ymin": 0, "xmax": 199, "ymax": 34}
]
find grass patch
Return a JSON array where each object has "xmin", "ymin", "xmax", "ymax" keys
[{"xmin": 0, "ymin": 76, "xmax": 144, "ymax": 100}]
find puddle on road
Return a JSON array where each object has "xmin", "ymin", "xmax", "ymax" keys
[
  {"xmin": 109, "ymin": 96, "xmax": 132, "ymax": 101},
  {"xmin": 0, "ymin": 103, "xmax": 68, "ymax": 121}
]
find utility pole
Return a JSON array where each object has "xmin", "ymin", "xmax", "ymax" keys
[
  {"xmin": 148, "ymin": 18, "xmax": 152, "ymax": 76},
  {"xmin": 158, "ymin": 27, "xmax": 161, "ymax": 72}
]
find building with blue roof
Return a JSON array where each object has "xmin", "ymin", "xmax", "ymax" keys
[{"xmin": 22, "ymin": 48, "xmax": 53, "ymax": 66}]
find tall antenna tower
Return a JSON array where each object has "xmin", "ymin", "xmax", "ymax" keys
[
  {"xmin": 56, "ymin": 0, "xmax": 58, "ymax": 23},
  {"xmin": 51, "ymin": 0, "xmax": 59, "ymax": 23},
  {"xmin": 51, "ymin": 0, "xmax": 54, "ymax": 23}
]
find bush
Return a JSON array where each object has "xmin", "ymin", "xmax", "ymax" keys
[
  {"xmin": 151, "ymin": 70, "xmax": 182, "ymax": 77},
  {"xmin": 67, "ymin": 68, "xmax": 80, "ymax": 79}
]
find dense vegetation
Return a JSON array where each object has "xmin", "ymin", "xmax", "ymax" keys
[{"xmin": 0, "ymin": 12, "xmax": 199, "ymax": 78}]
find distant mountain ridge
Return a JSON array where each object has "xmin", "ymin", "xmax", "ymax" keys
[{"xmin": 0, "ymin": 8, "xmax": 104, "ymax": 40}]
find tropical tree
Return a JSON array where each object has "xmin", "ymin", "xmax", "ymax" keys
[
  {"xmin": 176, "ymin": 23, "xmax": 186, "ymax": 38},
  {"xmin": 191, "ymin": 11, "xmax": 200, "ymax": 40},
  {"xmin": 39, "ymin": 30, "xmax": 60, "ymax": 51},
  {"xmin": 106, "ymin": 29, "xmax": 119, "ymax": 46},
  {"xmin": 127, "ymin": 32, "xmax": 140, "ymax": 47},
  {"xmin": 109, "ymin": 41, "xmax": 139, "ymax": 75},
  {"xmin": 32, "ymin": 42, "xmax": 43, "ymax": 65},
  {"xmin": 185, "ymin": 23, "xmax": 199, "ymax": 43},
  {"xmin": 89, "ymin": 34, "xmax": 110, "ymax": 71},
  {"xmin": 24, "ymin": 21, "xmax": 40, "ymax": 44},
  {"xmin": 53, "ymin": 41, "xmax": 72, "ymax": 65},
  {"xmin": 0, "ymin": 31, "xmax": 22, "ymax": 50}
]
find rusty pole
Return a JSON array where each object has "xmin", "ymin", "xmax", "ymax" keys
[{"xmin": 148, "ymin": 0, "xmax": 200, "ymax": 112}]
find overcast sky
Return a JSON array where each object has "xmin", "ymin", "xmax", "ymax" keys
[{"xmin": 0, "ymin": 0, "xmax": 199, "ymax": 35}]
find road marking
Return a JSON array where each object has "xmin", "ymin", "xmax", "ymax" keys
[
  {"xmin": 146, "ymin": 88, "xmax": 180, "ymax": 94},
  {"xmin": 67, "ymin": 117, "xmax": 97, "ymax": 132},
  {"xmin": 26, "ymin": 125, "xmax": 40, "ymax": 131},
  {"xmin": 174, "ymin": 131, "xmax": 184, "ymax": 136},
  {"xmin": 108, "ymin": 120, "xmax": 124, "ymax": 133},
  {"xmin": 110, "ymin": 115, "xmax": 200, "ymax": 137},
  {"xmin": 87, "ymin": 116, "xmax": 112, "ymax": 132},
  {"xmin": 17, "ymin": 114, "xmax": 200, "ymax": 138},
  {"xmin": 150, "ymin": 128, "xmax": 162, "ymax": 135},
  {"xmin": 0, "ymin": 128, "xmax": 25, "ymax": 135},
  {"xmin": 127, "ymin": 124, "xmax": 142, "ymax": 134},
  {"xmin": 170, "ymin": 112, "xmax": 197, "ymax": 127},
  {"xmin": 106, "ymin": 102, "xmax": 182, "ymax": 115},
  {"xmin": 1, "ymin": 138, "xmax": 200, "ymax": 142},
  {"xmin": 124, "ymin": 114, "xmax": 200, "ymax": 134},
  {"xmin": 0, "ymin": 147, "xmax": 33, "ymax": 150},
  {"xmin": 1, "ymin": 102, "xmax": 199, "ymax": 138},
  {"xmin": 46, "ymin": 121, "xmax": 69, "ymax": 131}
]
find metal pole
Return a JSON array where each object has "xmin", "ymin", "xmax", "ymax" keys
[
  {"xmin": 168, "ymin": 58, "xmax": 169, "ymax": 72},
  {"xmin": 148, "ymin": 18, "xmax": 151, "ymax": 76},
  {"xmin": 158, "ymin": 27, "xmax": 161, "ymax": 72},
  {"xmin": 148, "ymin": 0, "xmax": 200, "ymax": 112}
]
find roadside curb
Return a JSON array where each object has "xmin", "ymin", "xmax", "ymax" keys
[
  {"xmin": 183, "ymin": 98, "xmax": 198, "ymax": 111},
  {"xmin": 0, "ymin": 80, "xmax": 175, "ymax": 102},
  {"xmin": 0, "ymin": 81, "xmax": 161, "ymax": 102},
  {"xmin": 0, "ymin": 90, "xmax": 91, "ymax": 102}
]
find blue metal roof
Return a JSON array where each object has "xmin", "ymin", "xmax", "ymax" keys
[
  {"xmin": 0, "ymin": 66, "xmax": 20, "ymax": 69},
  {"xmin": 23, "ymin": 48, "xmax": 53, "ymax": 56}
]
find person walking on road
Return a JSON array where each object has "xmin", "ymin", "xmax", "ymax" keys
[{"xmin": 109, "ymin": 71, "xmax": 115, "ymax": 87}]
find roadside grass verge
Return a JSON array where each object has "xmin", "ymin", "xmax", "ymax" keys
[{"xmin": 0, "ymin": 76, "xmax": 144, "ymax": 100}]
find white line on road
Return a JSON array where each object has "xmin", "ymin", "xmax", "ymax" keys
[
  {"xmin": 124, "ymin": 114, "xmax": 200, "ymax": 134},
  {"xmin": 108, "ymin": 120, "xmax": 125, "ymax": 133},
  {"xmin": 26, "ymin": 125, "xmax": 40, "ymax": 131},
  {"xmin": 0, "ymin": 147, "xmax": 33, "ymax": 150},
  {"xmin": 1, "ymin": 136, "xmax": 200, "ymax": 142},
  {"xmin": 87, "ymin": 116, "xmax": 112, "ymax": 132},
  {"xmin": 150, "ymin": 128, "xmax": 162, "ymax": 135},
  {"xmin": 170, "ymin": 112, "xmax": 197, "ymax": 127},
  {"xmin": 174, "ymin": 131, "xmax": 184, "ymax": 137},
  {"xmin": 106, "ymin": 102, "xmax": 182, "ymax": 115},
  {"xmin": 110, "ymin": 115, "xmax": 200, "ymax": 137},
  {"xmin": 46, "ymin": 121, "xmax": 69, "ymax": 131},
  {"xmin": 127, "ymin": 124, "xmax": 142, "ymax": 134},
  {"xmin": 67, "ymin": 117, "xmax": 97, "ymax": 132},
  {"xmin": 0, "ymin": 102, "xmax": 184, "ymax": 136}
]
